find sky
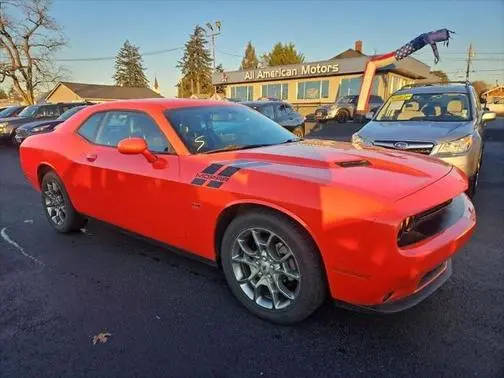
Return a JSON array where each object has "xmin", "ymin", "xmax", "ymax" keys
[{"xmin": 41, "ymin": 0, "xmax": 504, "ymax": 97}]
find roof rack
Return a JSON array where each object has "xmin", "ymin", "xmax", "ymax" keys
[{"xmin": 400, "ymin": 81, "xmax": 471, "ymax": 90}]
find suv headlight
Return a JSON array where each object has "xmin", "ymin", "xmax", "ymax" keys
[{"xmin": 437, "ymin": 135, "xmax": 473, "ymax": 155}]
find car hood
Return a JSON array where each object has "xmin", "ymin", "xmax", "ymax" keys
[
  {"xmin": 209, "ymin": 139, "xmax": 453, "ymax": 202},
  {"xmin": 359, "ymin": 120, "xmax": 472, "ymax": 142},
  {"xmin": 18, "ymin": 119, "xmax": 61, "ymax": 131}
]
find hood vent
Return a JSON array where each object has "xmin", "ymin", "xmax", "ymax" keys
[{"xmin": 336, "ymin": 160, "xmax": 371, "ymax": 168}]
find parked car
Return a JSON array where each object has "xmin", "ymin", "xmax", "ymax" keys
[
  {"xmin": 20, "ymin": 99, "xmax": 475, "ymax": 324},
  {"xmin": 0, "ymin": 103, "xmax": 86, "ymax": 144},
  {"xmin": 241, "ymin": 100, "xmax": 306, "ymax": 137},
  {"xmin": 352, "ymin": 82, "xmax": 496, "ymax": 197},
  {"xmin": 315, "ymin": 95, "xmax": 384, "ymax": 123},
  {"xmin": 15, "ymin": 105, "xmax": 89, "ymax": 144},
  {"xmin": 0, "ymin": 105, "xmax": 26, "ymax": 119}
]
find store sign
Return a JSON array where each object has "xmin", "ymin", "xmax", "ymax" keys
[{"xmin": 244, "ymin": 63, "xmax": 339, "ymax": 81}]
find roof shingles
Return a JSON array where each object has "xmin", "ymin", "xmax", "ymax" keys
[{"xmin": 59, "ymin": 82, "xmax": 163, "ymax": 101}]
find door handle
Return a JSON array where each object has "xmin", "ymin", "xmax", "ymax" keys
[{"xmin": 86, "ymin": 153, "xmax": 97, "ymax": 162}]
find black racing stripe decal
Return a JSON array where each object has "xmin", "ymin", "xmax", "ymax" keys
[
  {"xmin": 191, "ymin": 178, "xmax": 206, "ymax": 186},
  {"xmin": 207, "ymin": 180, "xmax": 224, "ymax": 188},
  {"xmin": 219, "ymin": 166, "xmax": 241, "ymax": 177},
  {"xmin": 202, "ymin": 163, "xmax": 224, "ymax": 174}
]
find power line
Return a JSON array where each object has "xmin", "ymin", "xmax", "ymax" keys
[
  {"xmin": 53, "ymin": 47, "xmax": 183, "ymax": 62},
  {"xmin": 216, "ymin": 49, "xmax": 243, "ymax": 58}
]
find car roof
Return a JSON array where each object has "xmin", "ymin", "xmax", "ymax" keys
[{"xmin": 395, "ymin": 83, "xmax": 470, "ymax": 95}]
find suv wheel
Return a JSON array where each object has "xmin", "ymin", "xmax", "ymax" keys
[
  {"xmin": 336, "ymin": 110, "xmax": 348, "ymax": 123},
  {"xmin": 221, "ymin": 210, "xmax": 326, "ymax": 324},
  {"xmin": 467, "ymin": 158, "xmax": 482, "ymax": 198}
]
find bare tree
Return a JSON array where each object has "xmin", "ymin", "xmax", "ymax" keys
[{"xmin": 0, "ymin": 0, "xmax": 66, "ymax": 104}]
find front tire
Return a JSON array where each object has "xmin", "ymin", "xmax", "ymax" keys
[
  {"xmin": 292, "ymin": 126, "xmax": 305, "ymax": 138},
  {"xmin": 41, "ymin": 171, "xmax": 86, "ymax": 233},
  {"xmin": 336, "ymin": 110, "xmax": 348, "ymax": 123},
  {"xmin": 221, "ymin": 210, "xmax": 326, "ymax": 324}
]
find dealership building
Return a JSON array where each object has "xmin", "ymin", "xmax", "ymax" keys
[{"xmin": 212, "ymin": 41, "xmax": 437, "ymax": 115}]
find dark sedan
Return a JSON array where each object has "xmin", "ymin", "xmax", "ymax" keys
[
  {"xmin": 0, "ymin": 103, "xmax": 87, "ymax": 144},
  {"xmin": 15, "ymin": 105, "xmax": 89, "ymax": 144},
  {"xmin": 241, "ymin": 100, "xmax": 306, "ymax": 137}
]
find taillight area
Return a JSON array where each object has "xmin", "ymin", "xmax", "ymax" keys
[{"xmin": 397, "ymin": 196, "xmax": 464, "ymax": 247}]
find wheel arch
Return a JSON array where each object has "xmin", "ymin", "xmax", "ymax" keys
[
  {"xmin": 37, "ymin": 162, "xmax": 57, "ymax": 190},
  {"xmin": 214, "ymin": 201, "xmax": 327, "ymax": 280}
]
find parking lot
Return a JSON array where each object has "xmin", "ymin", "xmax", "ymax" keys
[{"xmin": 1, "ymin": 118, "xmax": 503, "ymax": 377}]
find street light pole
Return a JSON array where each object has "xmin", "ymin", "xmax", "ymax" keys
[{"xmin": 204, "ymin": 21, "xmax": 222, "ymax": 71}]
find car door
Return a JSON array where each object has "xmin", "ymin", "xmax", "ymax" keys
[{"xmin": 72, "ymin": 110, "xmax": 185, "ymax": 246}]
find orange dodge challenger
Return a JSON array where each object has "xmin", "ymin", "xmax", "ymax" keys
[{"xmin": 19, "ymin": 99, "xmax": 476, "ymax": 324}]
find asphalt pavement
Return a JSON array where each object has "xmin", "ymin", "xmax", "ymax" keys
[{"xmin": 0, "ymin": 119, "xmax": 503, "ymax": 377}]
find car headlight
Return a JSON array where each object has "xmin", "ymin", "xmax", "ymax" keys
[
  {"xmin": 351, "ymin": 133, "xmax": 371, "ymax": 148},
  {"xmin": 437, "ymin": 135, "xmax": 473, "ymax": 155},
  {"xmin": 31, "ymin": 124, "xmax": 53, "ymax": 133}
]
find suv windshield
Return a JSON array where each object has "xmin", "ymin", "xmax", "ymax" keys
[
  {"xmin": 376, "ymin": 92, "xmax": 471, "ymax": 122},
  {"xmin": 336, "ymin": 96, "xmax": 357, "ymax": 105},
  {"xmin": 165, "ymin": 105, "xmax": 297, "ymax": 154},
  {"xmin": 18, "ymin": 105, "xmax": 39, "ymax": 118}
]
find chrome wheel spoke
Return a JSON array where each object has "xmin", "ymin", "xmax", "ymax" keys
[{"xmin": 231, "ymin": 227, "xmax": 301, "ymax": 311}]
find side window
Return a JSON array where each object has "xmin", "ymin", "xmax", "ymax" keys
[
  {"xmin": 471, "ymin": 88, "xmax": 482, "ymax": 112},
  {"xmin": 38, "ymin": 106, "xmax": 59, "ymax": 118},
  {"xmin": 276, "ymin": 104, "xmax": 289, "ymax": 119},
  {"xmin": 95, "ymin": 111, "xmax": 174, "ymax": 153},
  {"xmin": 78, "ymin": 113, "xmax": 105, "ymax": 142}
]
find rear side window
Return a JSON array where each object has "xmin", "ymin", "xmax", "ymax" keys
[
  {"xmin": 38, "ymin": 106, "xmax": 60, "ymax": 118},
  {"xmin": 78, "ymin": 113, "xmax": 105, "ymax": 142}
]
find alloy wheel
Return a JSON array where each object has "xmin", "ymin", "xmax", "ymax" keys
[
  {"xmin": 231, "ymin": 228, "xmax": 301, "ymax": 310},
  {"xmin": 43, "ymin": 180, "xmax": 67, "ymax": 226}
]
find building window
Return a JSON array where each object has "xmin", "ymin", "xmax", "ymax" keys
[
  {"xmin": 261, "ymin": 83, "xmax": 288, "ymax": 100},
  {"xmin": 297, "ymin": 80, "xmax": 329, "ymax": 100},
  {"xmin": 231, "ymin": 85, "xmax": 253, "ymax": 101},
  {"xmin": 337, "ymin": 77, "xmax": 379, "ymax": 98}
]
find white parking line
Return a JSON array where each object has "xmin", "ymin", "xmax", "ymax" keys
[{"xmin": 0, "ymin": 227, "xmax": 44, "ymax": 266}]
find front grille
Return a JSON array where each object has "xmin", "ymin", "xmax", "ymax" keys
[
  {"xmin": 398, "ymin": 196, "xmax": 464, "ymax": 247},
  {"xmin": 315, "ymin": 109, "xmax": 327, "ymax": 117},
  {"xmin": 373, "ymin": 141, "xmax": 434, "ymax": 155}
]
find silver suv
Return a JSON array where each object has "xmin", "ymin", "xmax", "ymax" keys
[
  {"xmin": 352, "ymin": 82, "xmax": 496, "ymax": 196},
  {"xmin": 315, "ymin": 95, "xmax": 384, "ymax": 123}
]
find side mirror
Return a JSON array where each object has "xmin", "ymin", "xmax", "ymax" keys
[
  {"xmin": 481, "ymin": 111, "xmax": 496, "ymax": 122},
  {"xmin": 118, "ymin": 137, "xmax": 157, "ymax": 163},
  {"xmin": 365, "ymin": 111, "xmax": 375, "ymax": 120}
]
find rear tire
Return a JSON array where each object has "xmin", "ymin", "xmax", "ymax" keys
[
  {"xmin": 41, "ymin": 171, "xmax": 86, "ymax": 233},
  {"xmin": 220, "ymin": 210, "xmax": 326, "ymax": 324}
]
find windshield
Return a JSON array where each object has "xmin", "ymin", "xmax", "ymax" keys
[
  {"xmin": 376, "ymin": 92, "xmax": 472, "ymax": 122},
  {"xmin": 336, "ymin": 96, "xmax": 357, "ymax": 105},
  {"xmin": 165, "ymin": 105, "xmax": 298, "ymax": 154},
  {"xmin": 0, "ymin": 106, "xmax": 19, "ymax": 118},
  {"xmin": 18, "ymin": 105, "xmax": 39, "ymax": 118},
  {"xmin": 57, "ymin": 106, "xmax": 84, "ymax": 121}
]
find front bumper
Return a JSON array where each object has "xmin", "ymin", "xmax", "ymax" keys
[
  {"xmin": 315, "ymin": 109, "xmax": 335, "ymax": 120},
  {"xmin": 334, "ymin": 259, "xmax": 452, "ymax": 313}
]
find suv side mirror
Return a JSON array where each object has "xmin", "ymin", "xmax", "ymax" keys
[
  {"xmin": 481, "ymin": 111, "xmax": 496, "ymax": 122},
  {"xmin": 118, "ymin": 137, "xmax": 157, "ymax": 163}
]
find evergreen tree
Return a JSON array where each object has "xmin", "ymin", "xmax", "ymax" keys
[
  {"xmin": 431, "ymin": 70, "xmax": 449, "ymax": 82},
  {"xmin": 177, "ymin": 26, "xmax": 213, "ymax": 96},
  {"xmin": 240, "ymin": 41, "xmax": 259, "ymax": 70},
  {"xmin": 113, "ymin": 40, "xmax": 149, "ymax": 88},
  {"xmin": 261, "ymin": 42, "xmax": 305, "ymax": 67}
]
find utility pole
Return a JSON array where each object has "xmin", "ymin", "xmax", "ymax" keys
[
  {"xmin": 465, "ymin": 43, "xmax": 474, "ymax": 81},
  {"xmin": 204, "ymin": 21, "xmax": 222, "ymax": 71}
]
